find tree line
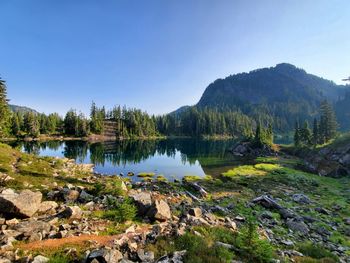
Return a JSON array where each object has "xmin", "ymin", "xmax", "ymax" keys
[
  {"xmin": 0, "ymin": 77, "xmax": 339, "ymax": 142},
  {"xmin": 294, "ymin": 100, "xmax": 338, "ymax": 147}
]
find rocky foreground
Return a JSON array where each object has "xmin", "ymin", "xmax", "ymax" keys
[{"xmin": 0, "ymin": 143, "xmax": 349, "ymax": 263}]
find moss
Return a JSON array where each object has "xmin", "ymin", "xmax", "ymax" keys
[
  {"xmin": 183, "ymin": 175, "xmax": 202, "ymax": 182},
  {"xmin": 222, "ymin": 165, "xmax": 266, "ymax": 178},
  {"xmin": 137, "ymin": 172, "xmax": 155, "ymax": 177}
]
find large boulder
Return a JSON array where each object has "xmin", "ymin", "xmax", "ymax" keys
[
  {"xmin": 130, "ymin": 192, "xmax": 152, "ymax": 216},
  {"xmin": 147, "ymin": 200, "xmax": 171, "ymax": 222},
  {"xmin": 59, "ymin": 206, "xmax": 83, "ymax": 220},
  {"xmin": 0, "ymin": 189, "xmax": 42, "ymax": 218}
]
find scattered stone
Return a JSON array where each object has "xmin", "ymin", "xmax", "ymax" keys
[
  {"xmin": 0, "ymin": 188, "xmax": 42, "ymax": 218},
  {"xmin": 64, "ymin": 189, "xmax": 80, "ymax": 203},
  {"xmin": 37, "ymin": 201, "xmax": 59, "ymax": 215},
  {"xmin": 292, "ymin": 194, "xmax": 311, "ymax": 204},
  {"xmin": 188, "ymin": 207, "xmax": 202, "ymax": 218}
]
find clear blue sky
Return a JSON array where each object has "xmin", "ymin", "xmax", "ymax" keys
[{"xmin": 0, "ymin": 0, "xmax": 349, "ymax": 116}]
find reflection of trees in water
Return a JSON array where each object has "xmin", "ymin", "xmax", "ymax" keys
[
  {"xmin": 19, "ymin": 139, "xmax": 236, "ymax": 166},
  {"xmin": 63, "ymin": 141, "xmax": 88, "ymax": 163},
  {"xmin": 11, "ymin": 140, "xmax": 62, "ymax": 156}
]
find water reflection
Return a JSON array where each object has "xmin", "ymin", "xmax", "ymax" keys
[{"xmin": 10, "ymin": 139, "xmax": 238, "ymax": 180}]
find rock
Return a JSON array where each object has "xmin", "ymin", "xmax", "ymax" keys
[
  {"xmin": 137, "ymin": 249, "xmax": 155, "ymax": 262},
  {"xmin": 344, "ymin": 218, "xmax": 350, "ymax": 225},
  {"xmin": 0, "ymin": 188, "xmax": 42, "ymax": 218},
  {"xmin": 64, "ymin": 189, "xmax": 80, "ymax": 203},
  {"xmin": 86, "ymin": 248, "xmax": 123, "ymax": 263},
  {"xmin": 37, "ymin": 201, "xmax": 58, "ymax": 215},
  {"xmin": 157, "ymin": 250, "xmax": 187, "ymax": 263},
  {"xmin": 281, "ymin": 240, "xmax": 294, "ymax": 246},
  {"xmin": 215, "ymin": 241, "xmax": 235, "ymax": 250},
  {"xmin": 292, "ymin": 194, "xmax": 311, "ymax": 204},
  {"xmin": 252, "ymin": 195, "xmax": 282, "ymax": 210},
  {"xmin": 188, "ymin": 207, "xmax": 202, "ymax": 218},
  {"xmin": 286, "ymin": 219, "xmax": 309, "ymax": 235},
  {"xmin": 315, "ymin": 207, "xmax": 330, "ymax": 215},
  {"xmin": 147, "ymin": 200, "xmax": 171, "ymax": 222},
  {"xmin": 59, "ymin": 206, "xmax": 83, "ymax": 220},
  {"xmin": 13, "ymin": 220, "xmax": 51, "ymax": 239},
  {"xmin": 120, "ymin": 181, "xmax": 128, "ymax": 192},
  {"xmin": 130, "ymin": 192, "xmax": 152, "ymax": 215},
  {"xmin": 32, "ymin": 255, "xmax": 49, "ymax": 263},
  {"xmin": 79, "ymin": 190, "xmax": 94, "ymax": 203}
]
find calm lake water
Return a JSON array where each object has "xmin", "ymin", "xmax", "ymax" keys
[{"xmin": 10, "ymin": 139, "xmax": 246, "ymax": 181}]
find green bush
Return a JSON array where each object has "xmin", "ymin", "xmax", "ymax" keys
[
  {"xmin": 235, "ymin": 219, "xmax": 274, "ymax": 263},
  {"xmin": 101, "ymin": 198, "xmax": 136, "ymax": 223}
]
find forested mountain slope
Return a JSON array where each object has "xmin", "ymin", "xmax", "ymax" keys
[{"xmin": 195, "ymin": 63, "xmax": 348, "ymax": 131}]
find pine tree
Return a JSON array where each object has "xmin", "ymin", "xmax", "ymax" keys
[
  {"xmin": 11, "ymin": 113, "xmax": 20, "ymax": 136},
  {"xmin": 319, "ymin": 100, "xmax": 338, "ymax": 143},
  {"xmin": 0, "ymin": 78, "xmax": 11, "ymax": 138},
  {"xmin": 294, "ymin": 121, "xmax": 300, "ymax": 147},
  {"xmin": 300, "ymin": 120, "xmax": 312, "ymax": 146},
  {"xmin": 312, "ymin": 118, "xmax": 318, "ymax": 147}
]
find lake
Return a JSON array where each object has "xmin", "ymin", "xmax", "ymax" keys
[{"xmin": 9, "ymin": 139, "xmax": 246, "ymax": 181}]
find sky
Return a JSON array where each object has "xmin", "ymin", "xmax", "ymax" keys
[{"xmin": 0, "ymin": 0, "xmax": 349, "ymax": 116}]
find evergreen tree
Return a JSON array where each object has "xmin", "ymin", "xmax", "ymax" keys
[
  {"xmin": 300, "ymin": 120, "xmax": 312, "ymax": 146},
  {"xmin": 11, "ymin": 113, "xmax": 20, "ymax": 136},
  {"xmin": 0, "ymin": 78, "xmax": 11, "ymax": 138},
  {"xmin": 312, "ymin": 118, "xmax": 319, "ymax": 147},
  {"xmin": 319, "ymin": 100, "xmax": 338, "ymax": 143},
  {"xmin": 294, "ymin": 121, "xmax": 300, "ymax": 147}
]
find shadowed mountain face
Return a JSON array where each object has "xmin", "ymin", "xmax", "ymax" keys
[{"xmin": 195, "ymin": 63, "xmax": 349, "ymax": 131}]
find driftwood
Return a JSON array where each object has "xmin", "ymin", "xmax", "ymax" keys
[
  {"xmin": 187, "ymin": 182, "xmax": 208, "ymax": 197},
  {"xmin": 184, "ymin": 190, "xmax": 201, "ymax": 202}
]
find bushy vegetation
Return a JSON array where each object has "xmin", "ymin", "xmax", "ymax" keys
[
  {"xmin": 297, "ymin": 242, "xmax": 338, "ymax": 262},
  {"xmin": 147, "ymin": 224, "xmax": 274, "ymax": 263},
  {"xmin": 99, "ymin": 198, "xmax": 137, "ymax": 223}
]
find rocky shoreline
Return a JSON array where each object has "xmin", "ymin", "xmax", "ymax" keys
[{"xmin": 0, "ymin": 143, "xmax": 349, "ymax": 262}]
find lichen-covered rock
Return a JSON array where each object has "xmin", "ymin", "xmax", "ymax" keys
[{"xmin": 0, "ymin": 188, "xmax": 42, "ymax": 218}]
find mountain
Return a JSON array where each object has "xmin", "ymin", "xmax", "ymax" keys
[
  {"xmin": 169, "ymin": 106, "xmax": 191, "ymax": 116},
  {"xmin": 9, "ymin": 104, "xmax": 38, "ymax": 114},
  {"xmin": 195, "ymin": 63, "xmax": 349, "ymax": 131}
]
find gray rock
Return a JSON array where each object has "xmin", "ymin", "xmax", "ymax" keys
[
  {"xmin": 86, "ymin": 248, "xmax": 123, "ymax": 263},
  {"xmin": 137, "ymin": 249, "xmax": 155, "ymax": 262},
  {"xmin": 13, "ymin": 220, "xmax": 51, "ymax": 239},
  {"xmin": 147, "ymin": 200, "xmax": 171, "ymax": 222},
  {"xmin": 59, "ymin": 206, "xmax": 83, "ymax": 220},
  {"xmin": 37, "ymin": 201, "xmax": 58, "ymax": 215},
  {"xmin": 32, "ymin": 255, "xmax": 49, "ymax": 263},
  {"xmin": 286, "ymin": 219, "xmax": 309, "ymax": 235},
  {"xmin": 130, "ymin": 192, "xmax": 152, "ymax": 215},
  {"xmin": 0, "ymin": 188, "xmax": 42, "ymax": 218},
  {"xmin": 79, "ymin": 190, "xmax": 94, "ymax": 203},
  {"xmin": 157, "ymin": 250, "xmax": 186, "ymax": 263},
  {"xmin": 292, "ymin": 194, "xmax": 310, "ymax": 204}
]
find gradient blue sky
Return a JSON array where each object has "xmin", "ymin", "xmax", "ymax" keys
[{"xmin": 0, "ymin": 0, "xmax": 349, "ymax": 116}]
